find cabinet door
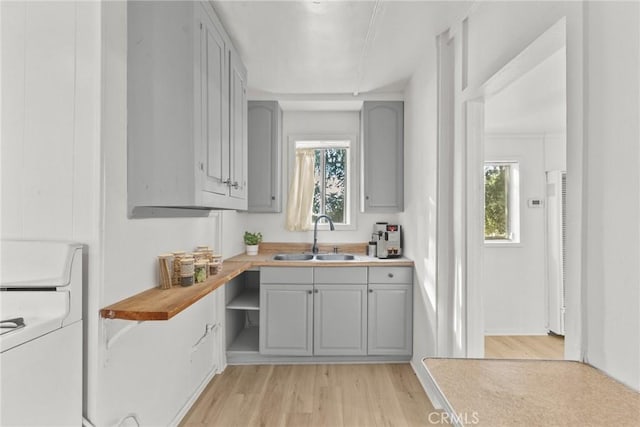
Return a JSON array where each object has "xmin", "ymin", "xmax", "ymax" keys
[
  {"xmin": 362, "ymin": 101, "xmax": 404, "ymax": 212},
  {"xmin": 260, "ymin": 284, "xmax": 313, "ymax": 355},
  {"xmin": 200, "ymin": 11, "xmax": 229, "ymax": 197},
  {"xmin": 229, "ymin": 49, "xmax": 248, "ymax": 202},
  {"xmin": 368, "ymin": 284, "xmax": 412, "ymax": 355},
  {"xmin": 248, "ymin": 101, "xmax": 282, "ymax": 212},
  {"xmin": 313, "ymin": 284, "xmax": 367, "ymax": 356}
]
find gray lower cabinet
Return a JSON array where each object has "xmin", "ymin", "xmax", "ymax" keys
[
  {"xmin": 368, "ymin": 267, "xmax": 413, "ymax": 356},
  {"xmin": 258, "ymin": 266, "xmax": 411, "ymax": 358},
  {"xmin": 259, "ymin": 268, "xmax": 314, "ymax": 356},
  {"xmin": 259, "ymin": 284, "xmax": 313, "ymax": 355},
  {"xmin": 313, "ymin": 284, "xmax": 367, "ymax": 356}
]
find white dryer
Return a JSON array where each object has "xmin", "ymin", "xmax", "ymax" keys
[{"xmin": 1, "ymin": 240, "xmax": 83, "ymax": 426}]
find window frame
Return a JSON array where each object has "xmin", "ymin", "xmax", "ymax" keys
[
  {"xmin": 288, "ymin": 135, "xmax": 358, "ymax": 231},
  {"xmin": 483, "ymin": 160, "xmax": 521, "ymax": 246}
]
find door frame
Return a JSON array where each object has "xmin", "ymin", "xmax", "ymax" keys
[{"xmin": 462, "ymin": 17, "xmax": 583, "ymax": 360}]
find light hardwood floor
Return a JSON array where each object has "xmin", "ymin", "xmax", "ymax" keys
[
  {"xmin": 180, "ymin": 364, "xmax": 445, "ymax": 426},
  {"xmin": 484, "ymin": 335, "xmax": 564, "ymax": 359}
]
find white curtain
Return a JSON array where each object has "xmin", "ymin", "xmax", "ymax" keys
[{"xmin": 286, "ymin": 149, "xmax": 315, "ymax": 231}]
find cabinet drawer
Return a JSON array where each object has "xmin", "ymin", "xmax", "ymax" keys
[
  {"xmin": 368, "ymin": 267, "xmax": 412, "ymax": 284},
  {"xmin": 261, "ymin": 267, "xmax": 313, "ymax": 284},
  {"xmin": 314, "ymin": 267, "xmax": 367, "ymax": 284}
]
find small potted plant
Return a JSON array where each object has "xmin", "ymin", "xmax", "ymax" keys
[{"xmin": 244, "ymin": 231, "xmax": 263, "ymax": 256}]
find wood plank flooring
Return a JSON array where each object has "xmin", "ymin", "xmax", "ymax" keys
[
  {"xmin": 485, "ymin": 335, "xmax": 564, "ymax": 360},
  {"xmin": 180, "ymin": 364, "xmax": 446, "ymax": 426}
]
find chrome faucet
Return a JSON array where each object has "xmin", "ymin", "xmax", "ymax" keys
[{"xmin": 312, "ymin": 215, "xmax": 335, "ymax": 254}]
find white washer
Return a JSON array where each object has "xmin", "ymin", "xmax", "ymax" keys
[{"xmin": 1, "ymin": 241, "xmax": 83, "ymax": 426}]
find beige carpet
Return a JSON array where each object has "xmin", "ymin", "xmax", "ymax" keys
[{"xmin": 423, "ymin": 358, "xmax": 640, "ymax": 426}]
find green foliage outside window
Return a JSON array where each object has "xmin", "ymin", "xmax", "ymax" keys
[
  {"xmin": 485, "ymin": 164, "xmax": 509, "ymax": 240},
  {"xmin": 312, "ymin": 148, "xmax": 346, "ymax": 224}
]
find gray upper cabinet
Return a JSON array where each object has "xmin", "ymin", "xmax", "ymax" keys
[
  {"xmin": 247, "ymin": 101, "xmax": 282, "ymax": 212},
  {"xmin": 127, "ymin": 1, "xmax": 247, "ymax": 215},
  {"xmin": 229, "ymin": 49, "xmax": 248, "ymax": 201},
  {"xmin": 368, "ymin": 267, "xmax": 412, "ymax": 356},
  {"xmin": 361, "ymin": 101, "xmax": 404, "ymax": 213}
]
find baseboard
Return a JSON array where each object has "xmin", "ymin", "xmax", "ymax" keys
[
  {"xmin": 484, "ymin": 330, "xmax": 551, "ymax": 336},
  {"xmin": 410, "ymin": 359, "xmax": 442, "ymax": 409},
  {"xmin": 168, "ymin": 367, "xmax": 220, "ymax": 427},
  {"xmin": 410, "ymin": 359, "xmax": 464, "ymax": 427}
]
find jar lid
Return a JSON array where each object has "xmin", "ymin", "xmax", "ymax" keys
[
  {"xmin": 195, "ymin": 261, "xmax": 207, "ymax": 267},
  {"xmin": 159, "ymin": 253, "xmax": 173, "ymax": 259},
  {"xmin": 173, "ymin": 250, "xmax": 186, "ymax": 255}
]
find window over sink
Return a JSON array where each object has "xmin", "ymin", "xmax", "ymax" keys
[{"xmin": 286, "ymin": 137, "xmax": 356, "ymax": 231}]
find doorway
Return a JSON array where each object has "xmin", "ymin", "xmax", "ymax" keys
[
  {"xmin": 464, "ymin": 18, "xmax": 575, "ymax": 360},
  {"xmin": 482, "ymin": 47, "xmax": 567, "ymax": 360}
]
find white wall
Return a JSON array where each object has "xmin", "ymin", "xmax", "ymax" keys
[
  {"xmin": 91, "ymin": 2, "xmax": 246, "ymax": 424},
  {"xmin": 453, "ymin": 0, "xmax": 640, "ymax": 390},
  {"xmin": 544, "ymin": 134, "xmax": 567, "ymax": 172},
  {"xmin": 402, "ymin": 2, "xmax": 586, "ymax": 373},
  {"xmin": 241, "ymin": 110, "xmax": 399, "ymax": 246},
  {"xmin": 483, "ymin": 135, "xmax": 548, "ymax": 335},
  {"xmin": 1, "ymin": 1, "xmax": 101, "ymax": 244},
  {"xmin": 400, "ymin": 45, "xmax": 439, "ymax": 366},
  {"xmin": 583, "ymin": 1, "xmax": 640, "ymax": 391},
  {"xmin": 453, "ymin": 1, "xmax": 585, "ymax": 361},
  {"xmin": 1, "ymin": 0, "xmax": 104, "ymax": 422}
]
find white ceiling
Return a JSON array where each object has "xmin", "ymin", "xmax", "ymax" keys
[
  {"xmin": 485, "ymin": 47, "xmax": 567, "ymax": 134},
  {"xmin": 212, "ymin": 0, "xmax": 472, "ymax": 96}
]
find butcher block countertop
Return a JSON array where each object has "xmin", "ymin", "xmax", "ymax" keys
[{"xmin": 100, "ymin": 242, "xmax": 413, "ymax": 321}]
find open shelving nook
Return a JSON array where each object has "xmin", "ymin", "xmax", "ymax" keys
[{"xmin": 225, "ymin": 269, "xmax": 260, "ymax": 360}]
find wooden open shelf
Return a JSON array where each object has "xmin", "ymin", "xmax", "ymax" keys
[
  {"xmin": 99, "ymin": 242, "xmax": 413, "ymax": 322},
  {"xmin": 100, "ymin": 261, "xmax": 251, "ymax": 321}
]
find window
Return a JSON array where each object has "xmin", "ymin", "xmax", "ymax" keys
[
  {"xmin": 312, "ymin": 145, "xmax": 348, "ymax": 224},
  {"xmin": 484, "ymin": 161, "xmax": 520, "ymax": 243},
  {"xmin": 287, "ymin": 138, "xmax": 353, "ymax": 230}
]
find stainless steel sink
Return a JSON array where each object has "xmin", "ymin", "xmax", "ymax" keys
[
  {"xmin": 314, "ymin": 254, "xmax": 356, "ymax": 261},
  {"xmin": 272, "ymin": 253, "xmax": 315, "ymax": 261},
  {"xmin": 271, "ymin": 253, "xmax": 356, "ymax": 261}
]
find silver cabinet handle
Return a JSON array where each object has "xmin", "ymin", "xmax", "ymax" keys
[
  {"xmin": 369, "ymin": 289, "xmax": 373, "ymax": 293},
  {"xmin": 232, "ymin": 181, "xmax": 240, "ymax": 189},
  {"xmin": 307, "ymin": 290, "xmax": 312, "ymax": 294}
]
